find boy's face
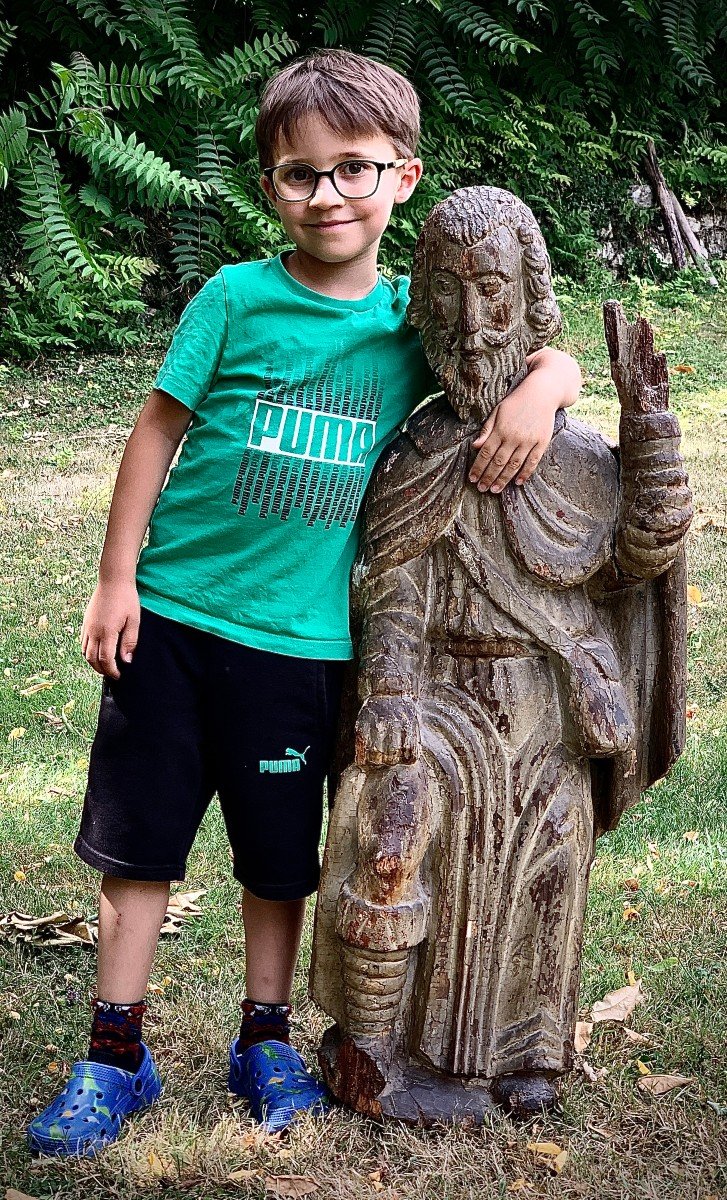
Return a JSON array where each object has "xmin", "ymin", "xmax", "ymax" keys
[{"xmin": 260, "ymin": 113, "xmax": 422, "ymax": 268}]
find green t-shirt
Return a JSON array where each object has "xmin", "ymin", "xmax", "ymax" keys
[{"xmin": 136, "ymin": 250, "xmax": 438, "ymax": 659}]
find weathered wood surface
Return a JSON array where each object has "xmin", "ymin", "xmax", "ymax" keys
[
  {"xmin": 643, "ymin": 139, "xmax": 687, "ymax": 270},
  {"xmin": 669, "ymin": 190, "xmax": 719, "ymax": 287},
  {"xmin": 310, "ymin": 186, "xmax": 693, "ymax": 1124}
]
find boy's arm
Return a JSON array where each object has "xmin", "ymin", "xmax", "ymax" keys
[
  {"xmin": 468, "ymin": 346, "xmax": 582, "ymax": 493},
  {"xmin": 81, "ymin": 388, "xmax": 192, "ymax": 679}
]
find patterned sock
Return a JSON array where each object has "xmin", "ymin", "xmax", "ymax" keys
[
  {"xmin": 238, "ymin": 998, "xmax": 292, "ymax": 1051},
  {"xmin": 88, "ymin": 997, "xmax": 146, "ymax": 1073}
]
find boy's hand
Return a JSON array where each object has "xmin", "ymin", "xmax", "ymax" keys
[
  {"xmin": 81, "ymin": 581, "xmax": 140, "ymax": 679},
  {"xmin": 468, "ymin": 347, "xmax": 582, "ymax": 493}
]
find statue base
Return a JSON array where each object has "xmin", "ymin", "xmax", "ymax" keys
[{"xmin": 318, "ymin": 1024, "xmax": 495, "ymax": 1126}]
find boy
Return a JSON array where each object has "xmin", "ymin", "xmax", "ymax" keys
[{"xmin": 27, "ymin": 49, "xmax": 582, "ymax": 1156}]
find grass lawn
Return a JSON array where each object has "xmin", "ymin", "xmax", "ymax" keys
[{"xmin": 1, "ymin": 274, "xmax": 726, "ymax": 1199}]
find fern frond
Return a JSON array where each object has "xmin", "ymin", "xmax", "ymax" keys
[
  {"xmin": 120, "ymin": 0, "xmax": 212, "ymax": 96},
  {"xmin": 78, "ymin": 182, "xmax": 114, "ymax": 215},
  {"xmin": 210, "ymin": 32, "xmax": 297, "ymax": 93},
  {"xmin": 566, "ymin": 6, "xmax": 620, "ymax": 77},
  {"xmin": 98, "ymin": 62, "xmax": 162, "ymax": 109},
  {"xmin": 363, "ymin": 1, "xmax": 421, "ymax": 73},
  {"xmin": 65, "ymin": 0, "xmax": 141, "ymax": 47},
  {"xmin": 662, "ymin": 0, "xmax": 714, "ymax": 89},
  {"xmin": 571, "ymin": 1, "xmax": 608, "ymax": 25},
  {"xmin": 312, "ymin": 1, "xmax": 360, "ymax": 48},
  {"xmin": 195, "ymin": 128, "xmax": 235, "ymax": 183},
  {"xmin": 507, "ymin": 0, "xmax": 553, "ymax": 23},
  {"xmin": 0, "ymin": 108, "xmax": 29, "ymax": 188},
  {"xmin": 170, "ymin": 205, "xmax": 226, "ymax": 284},
  {"xmin": 72, "ymin": 120, "xmax": 208, "ymax": 207},
  {"xmin": 16, "ymin": 141, "xmax": 111, "ymax": 302},
  {"xmin": 619, "ymin": 0, "xmax": 653, "ymax": 24},
  {"xmin": 36, "ymin": 0, "xmax": 93, "ymax": 50},
  {"xmin": 249, "ymin": 0, "xmax": 295, "ymax": 31},
  {"xmin": 0, "ymin": 19, "xmax": 17, "ymax": 68},
  {"xmin": 215, "ymin": 170, "xmax": 280, "ymax": 239},
  {"xmin": 419, "ymin": 36, "xmax": 479, "ymax": 119},
  {"xmin": 443, "ymin": 2, "xmax": 540, "ymax": 59},
  {"xmin": 52, "ymin": 52, "xmax": 105, "ymax": 111}
]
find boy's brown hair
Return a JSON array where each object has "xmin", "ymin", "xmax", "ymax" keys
[{"xmin": 255, "ymin": 49, "xmax": 420, "ymax": 169}]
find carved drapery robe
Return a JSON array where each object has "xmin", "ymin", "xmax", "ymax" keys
[{"xmin": 312, "ymin": 396, "xmax": 686, "ymax": 1078}]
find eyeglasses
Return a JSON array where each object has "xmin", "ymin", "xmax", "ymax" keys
[{"xmin": 263, "ymin": 158, "xmax": 409, "ymax": 202}]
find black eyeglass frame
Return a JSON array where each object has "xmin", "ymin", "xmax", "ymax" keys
[{"xmin": 263, "ymin": 158, "xmax": 409, "ymax": 202}]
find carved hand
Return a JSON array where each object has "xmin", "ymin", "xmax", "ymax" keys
[
  {"xmin": 354, "ymin": 694, "xmax": 421, "ymax": 767},
  {"xmin": 604, "ymin": 301, "xmax": 693, "ymax": 579}
]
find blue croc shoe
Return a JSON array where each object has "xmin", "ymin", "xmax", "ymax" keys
[
  {"xmin": 228, "ymin": 1038, "xmax": 330, "ymax": 1133},
  {"xmin": 26, "ymin": 1043, "xmax": 162, "ymax": 1158}
]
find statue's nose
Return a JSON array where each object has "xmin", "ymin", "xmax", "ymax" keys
[{"xmin": 459, "ymin": 284, "xmax": 481, "ymax": 338}]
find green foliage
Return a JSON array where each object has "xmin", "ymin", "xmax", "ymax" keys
[{"xmin": 0, "ymin": 0, "xmax": 725, "ymax": 357}]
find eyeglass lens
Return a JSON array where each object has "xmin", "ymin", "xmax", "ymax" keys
[{"xmin": 272, "ymin": 161, "xmax": 379, "ymax": 200}]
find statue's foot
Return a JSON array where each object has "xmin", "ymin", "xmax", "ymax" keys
[{"xmin": 491, "ymin": 1071, "xmax": 559, "ymax": 1118}]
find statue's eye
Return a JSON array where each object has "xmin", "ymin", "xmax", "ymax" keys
[{"xmin": 433, "ymin": 273, "xmax": 458, "ymax": 296}]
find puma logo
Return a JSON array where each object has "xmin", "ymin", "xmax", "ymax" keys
[
  {"xmin": 285, "ymin": 746, "xmax": 310, "ymax": 764},
  {"xmin": 259, "ymin": 746, "xmax": 311, "ymax": 773}
]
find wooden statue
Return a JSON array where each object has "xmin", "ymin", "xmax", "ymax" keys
[{"xmin": 310, "ymin": 186, "xmax": 693, "ymax": 1125}]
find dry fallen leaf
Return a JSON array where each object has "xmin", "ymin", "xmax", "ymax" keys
[
  {"xmin": 166, "ymin": 889, "xmax": 207, "ymax": 915},
  {"xmin": 582, "ymin": 1060, "xmax": 608, "ymax": 1083},
  {"xmin": 687, "ymin": 584, "xmax": 703, "ymax": 605},
  {"xmin": 622, "ymin": 877, "xmax": 640, "ymax": 891},
  {"xmin": 8, "ymin": 728, "xmax": 26, "ymax": 741},
  {"xmin": 574, "ymin": 1021, "xmax": 593, "ymax": 1054},
  {"xmin": 638, "ymin": 1073, "xmax": 694, "ymax": 1097},
  {"xmin": 6, "ymin": 1190, "xmax": 39, "ymax": 1200},
  {"xmin": 13, "ymin": 870, "xmax": 26, "ymax": 883},
  {"xmin": 672, "ymin": 363, "xmax": 695, "ymax": 373},
  {"xmin": 0, "ymin": 910, "xmax": 97, "ymax": 947},
  {"xmin": 622, "ymin": 904, "xmax": 641, "ymax": 921},
  {"xmin": 691, "ymin": 511, "xmax": 727, "ymax": 533},
  {"xmin": 507, "ymin": 1182, "xmax": 530, "ymax": 1194},
  {"xmin": 159, "ymin": 890, "xmax": 207, "ymax": 936},
  {"xmin": 591, "ymin": 980, "xmax": 644, "ymax": 1024},
  {"xmin": 553, "ymin": 1151, "xmax": 568, "ymax": 1174},
  {"xmin": 265, "ymin": 1177, "xmax": 319, "ymax": 1198},
  {"xmin": 228, "ymin": 1168, "xmax": 261, "ymax": 1182},
  {"xmin": 682, "ymin": 830, "xmax": 700, "ymax": 842},
  {"xmin": 526, "ymin": 1141, "xmax": 563, "ymax": 1157},
  {"xmin": 636, "ymin": 1059, "xmax": 651, "ymax": 1075},
  {"xmin": 622, "ymin": 1028, "xmax": 651, "ymax": 1046},
  {"xmin": 146, "ymin": 1149, "xmax": 175, "ymax": 1178},
  {"xmin": 19, "ymin": 680, "xmax": 55, "ymax": 697}
]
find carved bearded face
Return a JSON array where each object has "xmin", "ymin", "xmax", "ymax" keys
[{"xmin": 419, "ymin": 227, "xmax": 529, "ymax": 422}]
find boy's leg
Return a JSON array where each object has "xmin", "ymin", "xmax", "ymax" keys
[
  {"xmin": 212, "ymin": 643, "xmax": 345, "ymax": 1129},
  {"xmin": 241, "ymin": 890, "xmax": 306, "ymax": 1004},
  {"xmin": 97, "ymin": 875, "xmax": 170, "ymax": 1001},
  {"xmin": 85, "ymin": 876, "xmax": 170, "ymax": 1074},
  {"xmin": 26, "ymin": 874, "xmax": 167, "ymax": 1158},
  {"xmin": 27, "ymin": 609, "xmax": 215, "ymax": 1157}
]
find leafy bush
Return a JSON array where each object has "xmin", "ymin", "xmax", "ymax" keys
[{"xmin": 0, "ymin": 0, "xmax": 725, "ymax": 357}]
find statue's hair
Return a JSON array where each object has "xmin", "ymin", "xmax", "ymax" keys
[{"xmin": 408, "ymin": 186, "xmax": 562, "ymax": 351}]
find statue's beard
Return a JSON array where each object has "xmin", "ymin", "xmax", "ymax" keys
[{"xmin": 421, "ymin": 328, "xmax": 527, "ymax": 424}]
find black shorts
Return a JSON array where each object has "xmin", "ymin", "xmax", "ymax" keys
[{"xmin": 74, "ymin": 607, "xmax": 346, "ymax": 900}]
